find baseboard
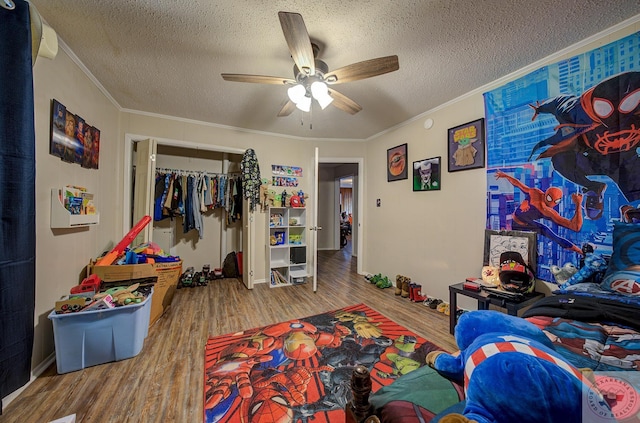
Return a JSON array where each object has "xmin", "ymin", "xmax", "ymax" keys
[{"xmin": 1, "ymin": 352, "xmax": 55, "ymax": 410}]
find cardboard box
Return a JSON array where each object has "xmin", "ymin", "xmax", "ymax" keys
[
  {"xmin": 148, "ymin": 260, "xmax": 182, "ymax": 327},
  {"xmin": 55, "ymin": 297, "xmax": 87, "ymax": 314},
  {"xmin": 89, "ymin": 260, "xmax": 182, "ymax": 328},
  {"xmin": 90, "ymin": 262, "xmax": 157, "ymax": 283}
]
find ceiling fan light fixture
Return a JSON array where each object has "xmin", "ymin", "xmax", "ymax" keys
[
  {"xmin": 310, "ymin": 81, "xmax": 327, "ymax": 99},
  {"xmin": 287, "ymin": 84, "xmax": 306, "ymax": 104},
  {"xmin": 295, "ymin": 95, "xmax": 312, "ymax": 112},
  {"xmin": 310, "ymin": 81, "xmax": 334, "ymax": 109},
  {"xmin": 316, "ymin": 95, "xmax": 333, "ymax": 110}
]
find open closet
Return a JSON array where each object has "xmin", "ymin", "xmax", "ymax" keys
[{"xmin": 129, "ymin": 138, "xmax": 254, "ymax": 288}]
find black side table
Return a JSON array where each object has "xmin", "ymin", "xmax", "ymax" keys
[{"xmin": 448, "ymin": 282, "xmax": 544, "ymax": 335}]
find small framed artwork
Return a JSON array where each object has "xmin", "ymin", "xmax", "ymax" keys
[
  {"xmin": 447, "ymin": 118, "xmax": 485, "ymax": 172},
  {"xmin": 412, "ymin": 156, "xmax": 441, "ymax": 191},
  {"xmin": 387, "ymin": 143, "xmax": 408, "ymax": 182},
  {"xmin": 483, "ymin": 229, "xmax": 537, "ymax": 273}
]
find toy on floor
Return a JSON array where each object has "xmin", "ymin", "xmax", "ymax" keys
[
  {"xmin": 178, "ymin": 266, "xmax": 196, "ymax": 288},
  {"xmin": 426, "ymin": 310, "xmax": 605, "ymax": 423}
]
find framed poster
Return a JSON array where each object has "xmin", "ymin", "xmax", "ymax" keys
[
  {"xmin": 483, "ymin": 229, "xmax": 537, "ymax": 273},
  {"xmin": 387, "ymin": 143, "xmax": 408, "ymax": 182},
  {"xmin": 447, "ymin": 118, "xmax": 485, "ymax": 172},
  {"xmin": 412, "ymin": 157, "xmax": 441, "ymax": 191}
]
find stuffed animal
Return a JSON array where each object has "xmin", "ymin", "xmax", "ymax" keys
[
  {"xmin": 559, "ymin": 253, "xmax": 608, "ymax": 289},
  {"xmin": 426, "ymin": 310, "xmax": 603, "ymax": 423},
  {"xmin": 551, "ymin": 262, "xmax": 578, "ymax": 285}
]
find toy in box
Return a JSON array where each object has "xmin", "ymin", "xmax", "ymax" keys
[
  {"xmin": 289, "ymin": 234, "xmax": 302, "ymax": 245},
  {"xmin": 273, "ymin": 231, "xmax": 285, "ymax": 245},
  {"xmin": 270, "ymin": 213, "xmax": 284, "ymax": 227}
]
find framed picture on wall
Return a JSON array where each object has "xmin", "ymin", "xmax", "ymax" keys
[
  {"xmin": 387, "ymin": 143, "xmax": 408, "ymax": 182},
  {"xmin": 412, "ymin": 157, "xmax": 441, "ymax": 191},
  {"xmin": 483, "ymin": 229, "xmax": 537, "ymax": 273},
  {"xmin": 447, "ymin": 118, "xmax": 485, "ymax": 172}
]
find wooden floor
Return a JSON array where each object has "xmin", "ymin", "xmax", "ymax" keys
[{"xmin": 2, "ymin": 242, "xmax": 457, "ymax": 423}]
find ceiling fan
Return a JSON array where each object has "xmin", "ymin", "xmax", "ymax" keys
[{"xmin": 221, "ymin": 11, "xmax": 399, "ymax": 116}]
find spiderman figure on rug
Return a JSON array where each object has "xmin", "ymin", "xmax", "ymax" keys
[
  {"xmin": 526, "ymin": 71, "xmax": 640, "ymax": 220},
  {"xmin": 204, "ymin": 319, "xmax": 350, "ymax": 423},
  {"xmin": 495, "ymin": 170, "xmax": 583, "ymax": 255}
]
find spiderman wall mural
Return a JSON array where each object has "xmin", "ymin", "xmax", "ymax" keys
[{"xmin": 484, "ymin": 31, "xmax": 640, "ymax": 282}]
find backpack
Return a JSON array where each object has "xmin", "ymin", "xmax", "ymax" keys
[{"xmin": 222, "ymin": 252, "xmax": 238, "ymax": 278}]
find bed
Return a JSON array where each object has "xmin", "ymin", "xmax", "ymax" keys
[
  {"xmin": 346, "ymin": 290, "xmax": 640, "ymax": 422},
  {"xmin": 346, "ymin": 221, "xmax": 640, "ymax": 422}
]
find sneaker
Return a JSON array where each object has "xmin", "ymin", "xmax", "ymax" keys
[
  {"xmin": 376, "ymin": 276, "xmax": 392, "ymax": 289},
  {"xmin": 437, "ymin": 302, "xmax": 450, "ymax": 315},
  {"xmin": 427, "ymin": 298, "xmax": 442, "ymax": 309}
]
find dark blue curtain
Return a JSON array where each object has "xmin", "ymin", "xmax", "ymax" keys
[{"xmin": 0, "ymin": 0, "xmax": 37, "ymax": 412}]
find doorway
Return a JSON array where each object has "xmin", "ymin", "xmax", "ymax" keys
[
  {"xmin": 339, "ymin": 176, "xmax": 353, "ymax": 253},
  {"xmin": 316, "ymin": 160, "xmax": 361, "ymax": 275},
  {"xmin": 122, "ymin": 134, "xmax": 254, "ymax": 288}
]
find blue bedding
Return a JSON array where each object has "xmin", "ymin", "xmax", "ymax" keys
[{"xmin": 524, "ymin": 292, "xmax": 640, "ymax": 372}]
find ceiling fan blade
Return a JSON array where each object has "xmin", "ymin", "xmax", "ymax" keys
[
  {"xmin": 221, "ymin": 74, "xmax": 295, "ymax": 85},
  {"xmin": 278, "ymin": 11, "xmax": 315, "ymax": 76},
  {"xmin": 278, "ymin": 100, "xmax": 296, "ymax": 117},
  {"xmin": 324, "ymin": 55, "xmax": 399, "ymax": 84},
  {"xmin": 328, "ymin": 88, "xmax": 362, "ymax": 115}
]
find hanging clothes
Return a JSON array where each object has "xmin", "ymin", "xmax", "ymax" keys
[
  {"xmin": 183, "ymin": 175, "xmax": 195, "ymax": 234},
  {"xmin": 192, "ymin": 175, "xmax": 204, "ymax": 238},
  {"xmin": 154, "ymin": 169, "xmax": 242, "ymax": 238},
  {"xmin": 241, "ymin": 148, "xmax": 261, "ymax": 212}
]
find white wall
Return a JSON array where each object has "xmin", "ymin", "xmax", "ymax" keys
[{"xmin": 30, "ymin": 45, "xmax": 121, "ymax": 381}]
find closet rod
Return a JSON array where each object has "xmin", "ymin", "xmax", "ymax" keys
[{"xmin": 155, "ymin": 167, "xmax": 240, "ymax": 177}]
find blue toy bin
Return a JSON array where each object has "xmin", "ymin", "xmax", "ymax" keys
[{"xmin": 48, "ymin": 289, "xmax": 152, "ymax": 374}]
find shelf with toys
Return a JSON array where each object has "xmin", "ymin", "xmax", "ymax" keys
[
  {"xmin": 266, "ymin": 188, "xmax": 308, "ymax": 288},
  {"xmin": 51, "ymin": 187, "xmax": 100, "ymax": 228}
]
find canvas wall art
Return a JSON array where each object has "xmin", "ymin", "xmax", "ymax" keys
[{"xmin": 50, "ymin": 99, "xmax": 100, "ymax": 169}]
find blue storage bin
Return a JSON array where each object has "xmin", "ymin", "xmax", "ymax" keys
[{"xmin": 48, "ymin": 290, "xmax": 152, "ymax": 374}]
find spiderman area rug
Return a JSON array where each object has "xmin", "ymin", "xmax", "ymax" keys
[{"xmin": 203, "ymin": 303, "xmax": 443, "ymax": 423}]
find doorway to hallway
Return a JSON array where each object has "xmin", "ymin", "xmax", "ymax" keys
[{"xmin": 316, "ymin": 161, "xmax": 360, "ymax": 276}]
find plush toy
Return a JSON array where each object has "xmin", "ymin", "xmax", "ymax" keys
[
  {"xmin": 559, "ymin": 252, "xmax": 608, "ymax": 289},
  {"xmin": 550, "ymin": 262, "xmax": 578, "ymax": 285},
  {"xmin": 426, "ymin": 310, "xmax": 602, "ymax": 423}
]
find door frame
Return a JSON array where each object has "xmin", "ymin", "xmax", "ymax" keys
[
  {"xmin": 317, "ymin": 156, "xmax": 364, "ymax": 275},
  {"xmin": 123, "ymin": 133, "xmax": 245, "ymax": 233},
  {"xmin": 122, "ymin": 134, "xmax": 251, "ymax": 285}
]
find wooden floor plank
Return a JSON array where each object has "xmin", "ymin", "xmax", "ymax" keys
[{"xmin": 2, "ymin": 242, "xmax": 457, "ymax": 422}]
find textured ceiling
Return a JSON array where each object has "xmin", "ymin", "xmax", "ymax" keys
[{"xmin": 31, "ymin": 0, "xmax": 640, "ymax": 140}]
